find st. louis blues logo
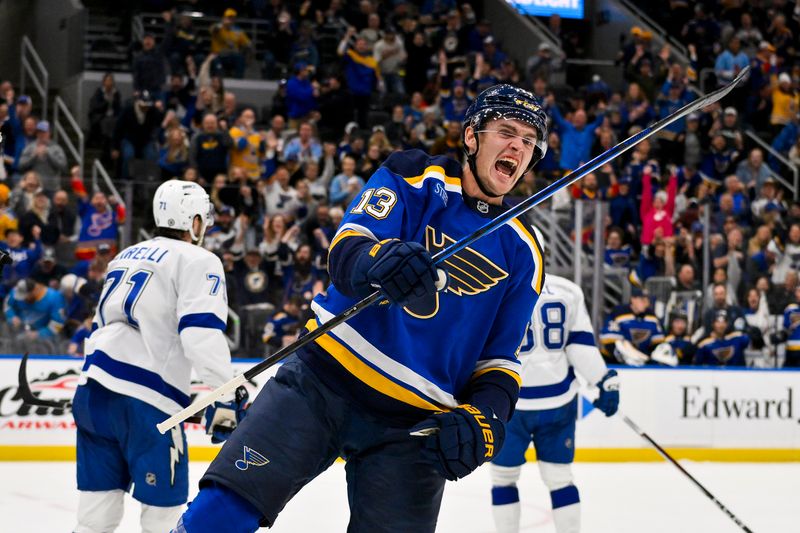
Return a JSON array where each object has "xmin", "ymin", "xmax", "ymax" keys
[
  {"xmin": 235, "ymin": 446, "xmax": 270, "ymax": 471},
  {"xmin": 404, "ymin": 226, "xmax": 508, "ymax": 319},
  {"xmin": 628, "ymin": 328, "xmax": 652, "ymax": 345},
  {"xmin": 712, "ymin": 345, "xmax": 735, "ymax": 363}
]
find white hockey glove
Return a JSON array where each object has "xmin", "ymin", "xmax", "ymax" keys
[
  {"xmin": 614, "ymin": 340, "xmax": 648, "ymax": 366},
  {"xmin": 650, "ymin": 343, "xmax": 679, "ymax": 367}
]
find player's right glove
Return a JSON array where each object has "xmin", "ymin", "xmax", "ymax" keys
[
  {"xmin": 409, "ymin": 404, "xmax": 505, "ymax": 481},
  {"xmin": 204, "ymin": 385, "xmax": 249, "ymax": 444},
  {"xmin": 593, "ymin": 370, "xmax": 619, "ymax": 416},
  {"xmin": 352, "ymin": 239, "xmax": 445, "ymax": 306}
]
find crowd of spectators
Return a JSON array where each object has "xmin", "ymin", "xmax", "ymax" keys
[
  {"xmin": 0, "ymin": 2, "xmax": 798, "ymax": 365},
  {"xmin": 596, "ymin": 1, "xmax": 800, "ymax": 367}
]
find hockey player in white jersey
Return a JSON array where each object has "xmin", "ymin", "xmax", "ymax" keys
[
  {"xmin": 72, "ymin": 180, "xmax": 248, "ymax": 533},
  {"xmin": 490, "ymin": 269, "xmax": 619, "ymax": 533}
]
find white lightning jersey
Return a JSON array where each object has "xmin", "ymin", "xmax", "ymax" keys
[
  {"xmin": 81, "ymin": 237, "xmax": 233, "ymax": 415},
  {"xmin": 516, "ymin": 275, "xmax": 607, "ymax": 411}
]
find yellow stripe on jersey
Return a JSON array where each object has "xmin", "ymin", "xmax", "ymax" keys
[
  {"xmin": 404, "ymin": 165, "xmax": 462, "ymax": 188},
  {"xmin": 304, "ymin": 319, "xmax": 443, "ymax": 411},
  {"xmin": 346, "ymin": 49, "xmax": 379, "ymax": 72},
  {"xmin": 471, "ymin": 366, "xmax": 522, "ymax": 388},
  {"xmin": 508, "ymin": 218, "xmax": 545, "ymax": 293},
  {"xmin": 329, "ymin": 229, "xmax": 369, "ymax": 253}
]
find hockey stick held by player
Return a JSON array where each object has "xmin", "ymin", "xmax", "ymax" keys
[
  {"xmin": 176, "ymin": 84, "xmax": 549, "ymax": 532},
  {"xmin": 158, "ymin": 68, "xmax": 750, "ymax": 439}
]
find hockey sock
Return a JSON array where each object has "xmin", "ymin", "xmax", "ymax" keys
[
  {"xmin": 74, "ymin": 490, "xmax": 125, "ymax": 533},
  {"xmin": 141, "ymin": 504, "xmax": 182, "ymax": 533},
  {"xmin": 550, "ymin": 485, "xmax": 580, "ymax": 533},
  {"xmin": 491, "ymin": 485, "xmax": 521, "ymax": 533},
  {"xmin": 176, "ymin": 483, "xmax": 262, "ymax": 533}
]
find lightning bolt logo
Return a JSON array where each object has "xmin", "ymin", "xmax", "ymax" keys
[{"xmin": 169, "ymin": 426, "xmax": 185, "ymax": 486}]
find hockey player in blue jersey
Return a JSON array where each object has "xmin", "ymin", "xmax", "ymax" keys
[
  {"xmin": 176, "ymin": 84, "xmax": 549, "ymax": 533},
  {"xmin": 663, "ymin": 313, "xmax": 696, "ymax": 365},
  {"xmin": 72, "ymin": 181, "xmax": 247, "ymax": 533},
  {"xmin": 695, "ymin": 310, "xmax": 750, "ymax": 366},
  {"xmin": 599, "ymin": 287, "xmax": 665, "ymax": 365},
  {"xmin": 490, "ymin": 270, "xmax": 619, "ymax": 533}
]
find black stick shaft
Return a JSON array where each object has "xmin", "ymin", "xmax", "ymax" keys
[{"xmin": 621, "ymin": 414, "xmax": 754, "ymax": 533}]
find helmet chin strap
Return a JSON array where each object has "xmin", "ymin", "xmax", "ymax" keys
[{"xmin": 189, "ymin": 217, "xmax": 208, "ymax": 246}]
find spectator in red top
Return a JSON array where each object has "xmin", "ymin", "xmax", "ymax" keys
[{"xmin": 640, "ymin": 164, "xmax": 676, "ymax": 245}]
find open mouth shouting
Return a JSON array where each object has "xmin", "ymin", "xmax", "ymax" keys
[{"xmin": 493, "ymin": 154, "xmax": 520, "ymax": 181}]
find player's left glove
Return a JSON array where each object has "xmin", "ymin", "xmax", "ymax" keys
[
  {"xmin": 204, "ymin": 385, "xmax": 249, "ymax": 444},
  {"xmin": 352, "ymin": 239, "xmax": 447, "ymax": 306},
  {"xmin": 593, "ymin": 369, "xmax": 619, "ymax": 416},
  {"xmin": 409, "ymin": 404, "xmax": 505, "ymax": 481}
]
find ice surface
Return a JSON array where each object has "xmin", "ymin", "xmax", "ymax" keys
[{"xmin": 0, "ymin": 461, "xmax": 795, "ymax": 532}]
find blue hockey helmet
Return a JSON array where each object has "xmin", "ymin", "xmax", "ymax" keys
[{"xmin": 462, "ymin": 84, "xmax": 549, "ymax": 176}]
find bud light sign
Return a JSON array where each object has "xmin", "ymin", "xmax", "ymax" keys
[{"xmin": 507, "ymin": 0, "xmax": 585, "ymax": 19}]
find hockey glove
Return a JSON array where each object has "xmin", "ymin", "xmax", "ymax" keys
[
  {"xmin": 409, "ymin": 404, "xmax": 505, "ymax": 481},
  {"xmin": 204, "ymin": 385, "xmax": 249, "ymax": 444},
  {"xmin": 352, "ymin": 239, "xmax": 445, "ymax": 306},
  {"xmin": 593, "ymin": 370, "xmax": 619, "ymax": 417}
]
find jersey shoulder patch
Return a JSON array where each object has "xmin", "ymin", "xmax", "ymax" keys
[
  {"xmin": 698, "ymin": 336, "xmax": 714, "ymax": 348},
  {"xmin": 382, "ymin": 150, "xmax": 462, "ymax": 187}
]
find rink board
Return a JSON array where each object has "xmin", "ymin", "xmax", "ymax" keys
[{"xmin": 0, "ymin": 355, "xmax": 799, "ymax": 461}]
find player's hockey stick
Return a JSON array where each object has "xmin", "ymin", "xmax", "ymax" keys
[
  {"xmin": 620, "ymin": 413, "xmax": 754, "ymax": 532},
  {"xmin": 17, "ymin": 353, "xmax": 72, "ymax": 410},
  {"xmin": 157, "ymin": 67, "xmax": 750, "ymax": 435}
]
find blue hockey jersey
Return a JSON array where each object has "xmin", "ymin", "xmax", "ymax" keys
[
  {"xmin": 599, "ymin": 305, "xmax": 665, "ymax": 358},
  {"xmin": 664, "ymin": 334, "xmax": 696, "ymax": 365},
  {"xmin": 262, "ymin": 311, "xmax": 301, "ymax": 348},
  {"xmin": 300, "ymin": 150, "xmax": 544, "ymax": 422},
  {"xmin": 784, "ymin": 303, "xmax": 800, "ymax": 359},
  {"xmin": 604, "ymin": 245, "xmax": 632, "ymax": 269},
  {"xmin": 695, "ymin": 331, "xmax": 749, "ymax": 366}
]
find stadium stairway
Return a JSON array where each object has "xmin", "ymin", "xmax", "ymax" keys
[{"xmin": 82, "ymin": 1, "xmax": 131, "ymax": 73}]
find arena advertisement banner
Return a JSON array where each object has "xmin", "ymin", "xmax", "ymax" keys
[
  {"xmin": 572, "ymin": 366, "xmax": 800, "ymax": 461},
  {"xmin": 0, "ymin": 355, "xmax": 279, "ymax": 461},
  {"xmin": 1, "ymin": 355, "xmax": 799, "ymax": 461},
  {"xmin": 505, "ymin": 0, "xmax": 585, "ymax": 19}
]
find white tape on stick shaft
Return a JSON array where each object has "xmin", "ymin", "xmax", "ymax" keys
[{"xmin": 156, "ymin": 373, "xmax": 248, "ymax": 434}]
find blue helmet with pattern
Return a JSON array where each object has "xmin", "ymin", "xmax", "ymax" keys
[{"xmin": 462, "ymin": 84, "xmax": 549, "ymax": 179}]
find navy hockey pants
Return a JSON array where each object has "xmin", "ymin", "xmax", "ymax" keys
[{"xmin": 194, "ymin": 355, "xmax": 446, "ymax": 532}]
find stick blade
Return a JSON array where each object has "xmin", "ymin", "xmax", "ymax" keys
[{"xmin": 17, "ymin": 353, "xmax": 72, "ymax": 410}]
